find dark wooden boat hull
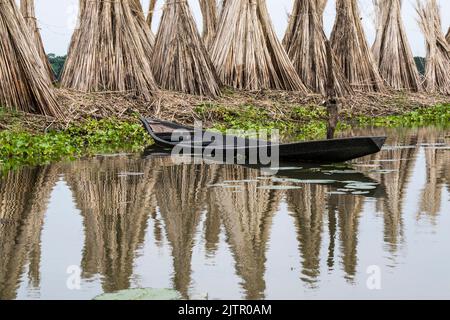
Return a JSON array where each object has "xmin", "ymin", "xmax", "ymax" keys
[{"xmin": 140, "ymin": 118, "xmax": 386, "ymax": 163}]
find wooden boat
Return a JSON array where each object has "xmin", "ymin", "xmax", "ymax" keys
[{"xmin": 140, "ymin": 118, "xmax": 386, "ymax": 163}]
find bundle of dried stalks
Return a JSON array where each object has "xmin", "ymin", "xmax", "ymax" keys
[
  {"xmin": 199, "ymin": 0, "xmax": 218, "ymax": 48},
  {"xmin": 0, "ymin": 0, "xmax": 62, "ymax": 117},
  {"xmin": 20, "ymin": 0, "xmax": 55, "ymax": 82},
  {"xmin": 446, "ymin": 27, "xmax": 450, "ymax": 44},
  {"xmin": 330, "ymin": 0, "xmax": 385, "ymax": 92},
  {"xmin": 61, "ymin": 0, "xmax": 158, "ymax": 100},
  {"xmin": 211, "ymin": 0, "xmax": 308, "ymax": 92},
  {"xmin": 372, "ymin": 0, "xmax": 422, "ymax": 92},
  {"xmin": 147, "ymin": 0, "xmax": 157, "ymax": 28},
  {"xmin": 152, "ymin": 0, "xmax": 221, "ymax": 97},
  {"xmin": 132, "ymin": 0, "xmax": 155, "ymax": 45},
  {"xmin": 283, "ymin": 0, "xmax": 352, "ymax": 96},
  {"xmin": 416, "ymin": 0, "xmax": 450, "ymax": 95},
  {"xmin": 316, "ymin": 0, "xmax": 327, "ymax": 25}
]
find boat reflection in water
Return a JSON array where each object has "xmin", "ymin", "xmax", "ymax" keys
[{"xmin": 0, "ymin": 127, "xmax": 449, "ymax": 300}]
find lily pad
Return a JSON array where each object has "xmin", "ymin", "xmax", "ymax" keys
[
  {"xmin": 207, "ymin": 184, "xmax": 242, "ymax": 189},
  {"xmin": 271, "ymin": 178, "xmax": 336, "ymax": 184},
  {"xmin": 269, "ymin": 167, "xmax": 303, "ymax": 171},
  {"xmin": 222, "ymin": 180, "xmax": 259, "ymax": 184},
  {"xmin": 351, "ymin": 191, "xmax": 370, "ymax": 195},
  {"xmin": 94, "ymin": 288, "xmax": 182, "ymax": 300},
  {"xmin": 369, "ymin": 169, "xmax": 398, "ymax": 174},
  {"xmin": 257, "ymin": 185, "xmax": 302, "ymax": 190},
  {"xmin": 325, "ymin": 170, "xmax": 358, "ymax": 174},
  {"xmin": 345, "ymin": 183, "xmax": 377, "ymax": 190},
  {"xmin": 327, "ymin": 191, "xmax": 347, "ymax": 195}
]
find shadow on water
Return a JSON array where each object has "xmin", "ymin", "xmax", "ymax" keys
[{"xmin": 0, "ymin": 126, "xmax": 449, "ymax": 299}]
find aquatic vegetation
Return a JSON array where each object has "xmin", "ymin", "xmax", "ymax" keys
[
  {"xmin": 94, "ymin": 288, "xmax": 182, "ymax": 300},
  {"xmin": 356, "ymin": 104, "xmax": 450, "ymax": 127},
  {"xmin": 0, "ymin": 118, "xmax": 152, "ymax": 173},
  {"xmin": 1, "ymin": 104, "xmax": 448, "ymax": 174}
]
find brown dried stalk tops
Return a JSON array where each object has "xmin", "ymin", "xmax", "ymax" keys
[
  {"xmin": 152, "ymin": 0, "xmax": 221, "ymax": 97},
  {"xmin": 372, "ymin": 0, "xmax": 422, "ymax": 92},
  {"xmin": 0, "ymin": 0, "xmax": 62, "ymax": 118},
  {"xmin": 60, "ymin": 0, "xmax": 158, "ymax": 100},
  {"xmin": 331, "ymin": 0, "xmax": 385, "ymax": 92},
  {"xmin": 211, "ymin": 0, "xmax": 308, "ymax": 92},
  {"xmin": 416, "ymin": 0, "xmax": 450, "ymax": 95},
  {"xmin": 283, "ymin": 0, "xmax": 352, "ymax": 96}
]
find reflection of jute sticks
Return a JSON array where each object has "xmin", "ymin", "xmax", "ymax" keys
[
  {"xmin": 209, "ymin": 165, "xmax": 282, "ymax": 299},
  {"xmin": 65, "ymin": 157, "xmax": 156, "ymax": 292},
  {"xmin": 286, "ymin": 184, "xmax": 326, "ymax": 284},
  {"xmin": 153, "ymin": 159, "xmax": 218, "ymax": 298},
  {"xmin": 0, "ymin": 165, "xmax": 58, "ymax": 300}
]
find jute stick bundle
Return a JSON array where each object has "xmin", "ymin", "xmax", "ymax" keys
[
  {"xmin": 61, "ymin": 0, "xmax": 158, "ymax": 100},
  {"xmin": 20, "ymin": 0, "xmax": 55, "ymax": 82},
  {"xmin": 283, "ymin": 0, "xmax": 352, "ymax": 96},
  {"xmin": 330, "ymin": 0, "xmax": 386, "ymax": 92},
  {"xmin": 152, "ymin": 0, "xmax": 221, "ymax": 97},
  {"xmin": 211, "ymin": 0, "xmax": 308, "ymax": 92},
  {"xmin": 147, "ymin": 0, "xmax": 157, "ymax": 28},
  {"xmin": 416, "ymin": 0, "xmax": 450, "ymax": 95},
  {"xmin": 372, "ymin": 0, "xmax": 422, "ymax": 92},
  {"xmin": 0, "ymin": 0, "xmax": 62, "ymax": 117},
  {"xmin": 199, "ymin": 0, "xmax": 219, "ymax": 48}
]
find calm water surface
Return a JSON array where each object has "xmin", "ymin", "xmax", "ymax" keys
[{"xmin": 0, "ymin": 126, "xmax": 449, "ymax": 300}]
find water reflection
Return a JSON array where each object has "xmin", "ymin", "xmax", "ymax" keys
[
  {"xmin": 0, "ymin": 166, "xmax": 58, "ymax": 299},
  {"xmin": 65, "ymin": 157, "xmax": 156, "ymax": 292},
  {"xmin": 0, "ymin": 127, "xmax": 449, "ymax": 300}
]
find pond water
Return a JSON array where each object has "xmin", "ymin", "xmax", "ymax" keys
[{"xmin": 0, "ymin": 126, "xmax": 449, "ymax": 300}]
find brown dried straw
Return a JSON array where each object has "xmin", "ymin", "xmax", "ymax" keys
[
  {"xmin": 60, "ymin": 0, "xmax": 158, "ymax": 100},
  {"xmin": 199, "ymin": 0, "xmax": 219, "ymax": 48},
  {"xmin": 152, "ymin": 0, "xmax": 221, "ymax": 97},
  {"xmin": 147, "ymin": 0, "xmax": 157, "ymax": 28},
  {"xmin": 132, "ymin": 0, "xmax": 155, "ymax": 46},
  {"xmin": 210, "ymin": 0, "xmax": 308, "ymax": 92},
  {"xmin": 446, "ymin": 27, "xmax": 450, "ymax": 44},
  {"xmin": 416, "ymin": 0, "xmax": 450, "ymax": 95},
  {"xmin": 0, "ymin": 0, "xmax": 63, "ymax": 118},
  {"xmin": 283, "ymin": 0, "xmax": 352, "ymax": 96},
  {"xmin": 20, "ymin": 0, "xmax": 55, "ymax": 82},
  {"xmin": 330, "ymin": 0, "xmax": 386, "ymax": 92},
  {"xmin": 372, "ymin": 0, "xmax": 422, "ymax": 92}
]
